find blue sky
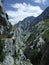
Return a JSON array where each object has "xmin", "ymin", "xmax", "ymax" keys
[{"xmin": 3, "ymin": 0, "xmax": 49, "ymax": 25}]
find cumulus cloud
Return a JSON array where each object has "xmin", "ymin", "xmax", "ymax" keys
[
  {"xmin": 34, "ymin": 0, "xmax": 46, "ymax": 4},
  {"xmin": 7, "ymin": 3, "xmax": 43, "ymax": 25}
]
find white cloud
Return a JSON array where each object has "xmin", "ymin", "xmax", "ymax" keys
[
  {"xmin": 7, "ymin": 3, "xmax": 43, "ymax": 25},
  {"xmin": 34, "ymin": 0, "xmax": 46, "ymax": 4}
]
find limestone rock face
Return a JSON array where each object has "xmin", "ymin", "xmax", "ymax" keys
[
  {"xmin": 0, "ymin": 0, "xmax": 12, "ymax": 37},
  {"xmin": 0, "ymin": 0, "xmax": 8, "ymax": 26}
]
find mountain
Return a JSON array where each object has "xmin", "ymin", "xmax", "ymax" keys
[
  {"xmin": 15, "ymin": 7, "xmax": 49, "ymax": 32},
  {"xmin": 30, "ymin": 6, "xmax": 49, "ymax": 28},
  {"xmin": 24, "ymin": 7, "xmax": 49, "ymax": 65},
  {"xmin": 0, "ymin": 1, "xmax": 49, "ymax": 65},
  {"xmin": 0, "ymin": 0, "xmax": 8, "ymax": 26},
  {"xmin": 15, "ymin": 16, "xmax": 35, "ymax": 31},
  {"xmin": 13, "ymin": 6, "xmax": 49, "ymax": 65},
  {"xmin": 14, "ymin": 6, "xmax": 49, "ymax": 65},
  {"xmin": 14, "ymin": 6, "xmax": 49, "ymax": 45},
  {"xmin": 14, "ymin": 16, "xmax": 35, "ymax": 44}
]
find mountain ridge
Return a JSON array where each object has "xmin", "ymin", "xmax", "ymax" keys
[{"xmin": 15, "ymin": 6, "xmax": 49, "ymax": 32}]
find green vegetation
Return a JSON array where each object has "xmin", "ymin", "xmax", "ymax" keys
[
  {"xmin": 0, "ymin": 17, "xmax": 3, "ymax": 25},
  {"xmin": 8, "ymin": 22, "xmax": 12, "ymax": 30},
  {"xmin": 15, "ymin": 53, "xmax": 19, "ymax": 58},
  {"xmin": 30, "ymin": 49, "xmax": 38, "ymax": 57},
  {"xmin": 0, "ymin": 39, "xmax": 5, "ymax": 62},
  {"xmin": 44, "ymin": 19, "xmax": 49, "ymax": 26},
  {"xmin": 42, "ymin": 29, "xmax": 49, "ymax": 40},
  {"xmin": 8, "ymin": 22, "xmax": 16, "ymax": 32},
  {"xmin": 26, "ymin": 33, "xmax": 36, "ymax": 45},
  {"xmin": 12, "ymin": 25, "xmax": 16, "ymax": 31},
  {"xmin": 13, "ymin": 51, "xmax": 18, "ymax": 59},
  {"xmin": 6, "ymin": 13, "xmax": 8, "ymax": 20},
  {"xmin": 24, "ymin": 19, "xmax": 49, "ymax": 65}
]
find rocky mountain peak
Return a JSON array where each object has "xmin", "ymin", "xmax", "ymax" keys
[
  {"xmin": 29, "ymin": 6, "xmax": 49, "ymax": 30},
  {"xmin": 43, "ymin": 6, "xmax": 49, "ymax": 16},
  {"xmin": 45, "ymin": 6, "xmax": 49, "ymax": 10}
]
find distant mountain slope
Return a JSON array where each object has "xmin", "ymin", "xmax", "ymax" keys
[
  {"xmin": 24, "ymin": 6, "xmax": 49, "ymax": 65},
  {"xmin": 30, "ymin": 6, "xmax": 49, "ymax": 27},
  {"xmin": 15, "ymin": 7, "xmax": 49, "ymax": 32},
  {"xmin": 15, "ymin": 16, "xmax": 35, "ymax": 31},
  {"xmin": 24, "ymin": 18, "xmax": 49, "ymax": 65}
]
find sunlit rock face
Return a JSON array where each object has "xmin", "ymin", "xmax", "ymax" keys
[
  {"xmin": 0, "ymin": 26, "xmax": 32, "ymax": 65},
  {"xmin": 37, "ymin": 37, "xmax": 45, "ymax": 48},
  {"xmin": 2, "ymin": 38, "xmax": 32, "ymax": 65},
  {"xmin": 3, "ymin": 55, "xmax": 14, "ymax": 65},
  {"xmin": 0, "ymin": 39, "xmax": 14, "ymax": 65},
  {"xmin": 4, "ymin": 39, "xmax": 15, "ymax": 55},
  {"xmin": 14, "ymin": 27, "xmax": 26, "ymax": 50}
]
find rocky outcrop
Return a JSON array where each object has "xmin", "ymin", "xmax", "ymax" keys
[
  {"xmin": 15, "ymin": 16, "xmax": 35, "ymax": 31},
  {"xmin": 0, "ymin": 0, "xmax": 13, "ymax": 38}
]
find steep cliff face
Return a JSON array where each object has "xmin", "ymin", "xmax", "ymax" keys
[
  {"xmin": 0, "ymin": 36, "xmax": 32, "ymax": 65},
  {"xmin": 0, "ymin": 0, "xmax": 13, "ymax": 38},
  {"xmin": 0, "ymin": 0, "xmax": 8, "ymax": 26},
  {"xmin": 0, "ymin": 0, "xmax": 13, "ymax": 64},
  {"xmin": 0, "ymin": 1, "xmax": 33, "ymax": 65},
  {"xmin": 24, "ymin": 18, "xmax": 49, "ymax": 65}
]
